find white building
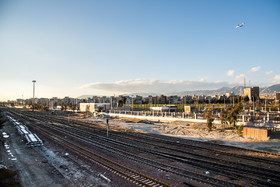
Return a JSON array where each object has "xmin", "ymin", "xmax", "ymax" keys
[{"xmin": 79, "ymin": 103, "xmax": 111, "ymax": 113}]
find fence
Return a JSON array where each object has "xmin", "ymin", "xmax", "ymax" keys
[{"xmin": 109, "ymin": 110, "xmax": 280, "ymax": 124}]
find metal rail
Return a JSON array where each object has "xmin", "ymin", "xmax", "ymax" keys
[{"xmin": 5, "ymin": 108, "xmax": 280, "ymax": 186}]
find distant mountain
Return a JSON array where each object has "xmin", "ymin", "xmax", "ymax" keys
[
  {"xmin": 260, "ymin": 84, "xmax": 280, "ymax": 95},
  {"xmin": 215, "ymin": 86, "xmax": 244, "ymax": 95},
  {"xmin": 77, "ymin": 84, "xmax": 280, "ymax": 98},
  {"xmin": 77, "ymin": 95, "xmax": 96, "ymax": 99},
  {"xmin": 130, "ymin": 92, "xmax": 163, "ymax": 97},
  {"xmin": 171, "ymin": 86, "xmax": 245, "ymax": 96}
]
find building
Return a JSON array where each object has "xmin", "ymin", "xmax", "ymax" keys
[
  {"xmin": 182, "ymin": 95, "xmax": 193, "ymax": 104},
  {"xmin": 168, "ymin": 95, "xmax": 181, "ymax": 104},
  {"xmin": 184, "ymin": 105, "xmax": 196, "ymax": 113},
  {"xmin": 159, "ymin": 95, "xmax": 167, "ymax": 104},
  {"xmin": 276, "ymin": 92, "xmax": 280, "ymax": 101},
  {"xmin": 226, "ymin": 92, "xmax": 234, "ymax": 98},
  {"xmin": 244, "ymin": 86, "xmax": 259, "ymax": 102},
  {"xmin": 134, "ymin": 95, "xmax": 143, "ymax": 104},
  {"xmin": 150, "ymin": 105, "xmax": 177, "ymax": 112},
  {"xmin": 79, "ymin": 103, "xmax": 111, "ymax": 113}
]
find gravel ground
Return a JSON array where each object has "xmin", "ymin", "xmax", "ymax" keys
[
  {"xmin": 105, "ymin": 118, "xmax": 280, "ymax": 154},
  {"xmin": 0, "ymin": 118, "xmax": 111, "ymax": 187},
  {"xmin": 1, "ymin": 112, "xmax": 279, "ymax": 186}
]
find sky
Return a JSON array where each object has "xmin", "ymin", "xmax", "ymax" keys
[{"xmin": 0, "ymin": 0, "xmax": 280, "ymax": 101}]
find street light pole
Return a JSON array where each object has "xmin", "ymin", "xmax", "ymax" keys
[{"xmin": 32, "ymin": 80, "xmax": 36, "ymax": 112}]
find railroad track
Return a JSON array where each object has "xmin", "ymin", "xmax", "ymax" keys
[
  {"xmin": 31, "ymin": 118, "xmax": 243, "ymax": 187},
  {"xmin": 7, "ymin": 109, "xmax": 244, "ymax": 186},
  {"xmin": 51, "ymin": 110, "xmax": 280, "ymax": 158},
  {"xmin": 9, "ymin": 109, "xmax": 280, "ymax": 165},
  {"xmin": 38, "ymin": 126, "xmax": 171, "ymax": 187},
  {"xmin": 5, "ymin": 108, "xmax": 280, "ymax": 186},
  {"xmin": 64, "ymin": 125, "xmax": 280, "ymax": 187},
  {"xmin": 3, "ymin": 110, "xmax": 170, "ymax": 187}
]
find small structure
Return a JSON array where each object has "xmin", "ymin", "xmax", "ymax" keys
[
  {"xmin": 150, "ymin": 106, "xmax": 169, "ymax": 112},
  {"xmin": 184, "ymin": 106, "xmax": 196, "ymax": 113},
  {"xmin": 243, "ymin": 127, "xmax": 271, "ymax": 140},
  {"xmin": 80, "ymin": 103, "xmax": 111, "ymax": 113},
  {"xmin": 150, "ymin": 105, "xmax": 177, "ymax": 112}
]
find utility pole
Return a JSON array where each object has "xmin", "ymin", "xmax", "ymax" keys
[
  {"xmin": 253, "ymin": 96, "xmax": 255, "ymax": 117},
  {"xmin": 106, "ymin": 118, "xmax": 109, "ymax": 137},
  {"xmin": 32, "ymin": 80, "xmax": 36, "ymax": 112},
  {"xmin": 131, "ymin": 95, "xmax": 134, "ymax": 112},
  {"xmin": 110, "ymin": 96, "xmax": 112, "ymax": 110},
  {"xmin": 265, "ymin": 96, "xmax": 267, "ymax": 113}
]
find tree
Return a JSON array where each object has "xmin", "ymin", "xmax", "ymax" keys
[
  {"xmin": 71, "ymin": 104, "xmax": 77, "ymax": 112},
  {"xmin": 61, "ymin": 101, "xmax": 66, "ymax": 111},
  {"xmin": 226, "ymin": 101, "xmax": 243, "ymax": 129},
  {"xmin": 206, "ymin": 108, "xmax": 214, "ymax": 131},
  {"xmin": 243, "ymin": 95, "xmax": 249, "ymax": 102},
  {"xmin": 220, "ymin": 108, "xmax": 228, "ymax": 129},
  {"xmin": 68, "ymin": 102, "xmax": 73, "ymax": 110}
]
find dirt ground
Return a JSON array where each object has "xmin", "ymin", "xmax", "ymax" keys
[{"xmin": 0, "ymin": 118, "xmax": 110, "ymax": 187}]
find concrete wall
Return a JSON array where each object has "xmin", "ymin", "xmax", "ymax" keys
[{"xmin": 107, "ymin": 112, "xmax": 221, "ymax": 124}]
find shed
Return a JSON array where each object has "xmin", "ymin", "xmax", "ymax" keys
[{"xmin": 243, "ymin": 127, "xmax": 271, "ymax": 140}]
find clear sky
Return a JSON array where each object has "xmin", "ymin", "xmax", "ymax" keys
[{"xmin": 0, "ymin": 0, "xmax": 280, "ymax": 101}]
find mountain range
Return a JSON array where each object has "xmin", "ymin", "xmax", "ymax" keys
[{"xmin": 78, "ymin": 84, "xmax": 280, "ymax": 98}]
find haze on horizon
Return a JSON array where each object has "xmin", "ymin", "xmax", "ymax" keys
[{"xmin": 0, "ymin": 0, "xmax": 280, "ymax": 101}]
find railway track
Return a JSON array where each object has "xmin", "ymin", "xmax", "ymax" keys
[
  {"xmin": 37, "ymin": 125, "xmax": 170, "ymax": 187},
  {"xmin": 52, "ymin": 123, "xmax": 280, "ymax": 186},
  {"xmin": 5, "ymin": 108, "xmax": 280, "ymax": 186},
  {"xmin": 29, "ymin": 117, "xmax": 243, "ymax": 186},
  {"xmin": 44, "ymin": 110, "xmax": 280, "ymax": 158}
]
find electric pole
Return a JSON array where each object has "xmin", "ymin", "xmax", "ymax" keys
[{"xmin": 32, "ymin": 80, "xmax": 36, "ymax": 112}]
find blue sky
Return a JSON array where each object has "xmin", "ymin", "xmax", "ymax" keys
[{"xmin": 0, "ymin": 0, "xmax": 280, "ymax": 100}]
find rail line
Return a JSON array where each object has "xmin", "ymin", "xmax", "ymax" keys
[
  {"xmin": 32, "ymin": 123, "xmax": 172, "ymax": 187},
  {"xmin": 31, "ymin": 118, "xmax": 242, "ymax": 186},
  {"xmin": 5, "ymin": 108, "xmax": 280, "ymax": 186}
]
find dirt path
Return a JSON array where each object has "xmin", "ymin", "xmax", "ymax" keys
[
  {"xmin": 1, "ymin": 119, "xmax": 110, "ymax": 187},
  {"xmin": 1, "ymin": 120, "xmax": 70, "ymax": 187}
]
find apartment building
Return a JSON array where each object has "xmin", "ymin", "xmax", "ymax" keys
[{"xmin": 244, "ymin": 86, "xmax": 259, "ymax": 101}]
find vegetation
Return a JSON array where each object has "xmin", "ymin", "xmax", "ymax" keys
[
  {"xmin": 243, "ymin": 95, "xmax": 249, "ymax": 102},
  {"xmin": 237, "ymin": 125, "xmax": 244, "ymax": 136},
  {"xmin": 61, "ymin": 101, "xmax": 66, "ymax": 111},
  {"xmin": 219, "ymin": 108, "xmax": 228, "ymax": 130},
  {"xmin": 206, "ymin": 108, "xmax": 214, "ymax": 131},
  {"xmin": 226, "ymin": 101, "xmax": 244, "ymax": 129}
]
